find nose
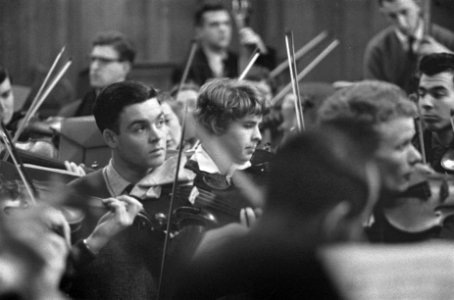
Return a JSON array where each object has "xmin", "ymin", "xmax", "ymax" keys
[
  {"xmin": 408, "ymin": 144, "xmax": 422, "ymax": 166},
  {"xmin": 419, "ymin": 94, "xmax": 434, "ymax": 111},
  {"xmin": 149, "ymin": 125, "xmax": 164, "ymax": 144},
  {"xmin": 252, "ymin": 125, "xmax": 262, "ymax": 143}
]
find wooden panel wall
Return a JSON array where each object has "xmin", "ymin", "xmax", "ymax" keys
[{"xmin": 4, "ymin": 0, "xmax": 450, "ymax": 97}]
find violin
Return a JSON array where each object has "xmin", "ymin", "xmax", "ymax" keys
[
  {"xmin": 368, "ymin": 167, "xmax": 454, "ymax": 243},
  {"xmin": 172, "ymin": 148, "xmax": 271, "ymax": 232}
]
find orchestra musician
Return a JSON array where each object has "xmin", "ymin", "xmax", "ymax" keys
[
  {"xmin": 318, "ymin": 80, "xmax": 424, "ymax": 243},
  {"xmin": 172, "ymin": 3, "xmax": 275, "ymax": 86},
  {"xmin": 417, "ymin": 52, "xmax": 454, "ymax": 173},
  {"xmin": 58, "ymin": 30, "xmax": 136, "ymax": 117},
  {"xmin": 67, "ymin": 81, "xmax": 166, "ymax": 299},
  {"xmin": 174, "ymin": 121, "xmax": 380, "ymax": 299},
  {"xmin": 364, "ymin": 0, "xmax": 454, "ymax": 92}
]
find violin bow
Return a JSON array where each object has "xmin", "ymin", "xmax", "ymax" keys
[
  {"xmin": 412, "ymin": 94, "xmax": 427, "ymax": 164},
  {"xmin": 269, "ymin": 30, "xmax": 328, "ymax": 79},
  {"xmin": 11, "ymin": 58, "xmax": 72, "ymax": 145},
  {"xmin": 157, "ymin": 40, "xmax": 198, "ymax": 300},
  {"xmin": 285, "ymin": 30, "xmax": 305, "ymax": 132},
  {"xmin": 270, "ymin": 39, "xmax": 339, "ymax": 107},
  {"xmin": 0, "ymin": 122, "xmax": 37, "ymax": 205},
  {"xmin": 238, "ymin": 47, "xmax": 260, "ymax": 80},
  {"xmin": 422, "ymin": 0, "xmax": 432, "ymax": 37}
]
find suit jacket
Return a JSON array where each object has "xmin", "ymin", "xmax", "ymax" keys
[{"xmin": 363, "ymin": 25, "xmax": 454, "ymax": 92}]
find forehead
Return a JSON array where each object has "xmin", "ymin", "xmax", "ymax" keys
[
  {"xmin": 91, "ymin": 45, "xmax": 119, "ymax": 58},
  {"xmin": 420, "ymin": 72, "xmax": 454, "ymax": 90},
  {"xmin": 119, "ymin": 98, "xmax": 162, "ymax": 126},
  {"xmin": 202, "ymin": 10, "xmax": 230, "ymax": 25},
  {"xmin": 376, "ymin": 117, "xmax": 415, "ymax": 145},
  {"xmin": 229, "ymin": 114, "xmax": 262, "ymax": 126},
  {"xmin": 381, "ymin": 0, "xmax": 419, "ymax": 13}
]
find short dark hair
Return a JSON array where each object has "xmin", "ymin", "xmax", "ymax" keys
[
  {"xmin": 419, "ymin": 53, "xmax": 454, "ymax": 83},
  {"xmin": 194, "ymin": 78, "xmax": 265, "ymax": 135},
  {"xmin": 318, "ymin": 80, "xmax": 417, "ymax": 126},
  {"xmin": 194, "ymin": 3, "xmax": 229, "ymax": 27},
  {"xmin": 266, "ymin": 122, "xmax": 376, "ymax": 220},
  {"xmin": 0, "ymin": 65, "xmax": 9, "ymax": 84},
  {"xmin": 92, "ymin": 31, "xmax": 136, "ymax": 63},
  {"xmin": 93, "ymin": 81, "xmax": 158, "ymax": 133}
]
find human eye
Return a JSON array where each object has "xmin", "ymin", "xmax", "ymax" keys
[
  {"xmin": 156, "ymin": 115, "xmax": 166, "ymax": 128},
  {"xmin": 417, "ymin": 89, "xmax": 426, "ymax": 98},
  {"xmin": 432, "ymin": 89, "xmax": 448, "ymax": 99},
  {"xmin": 131, "ymin": 123, "xmax": 147, "ymax": 133},
  {"xmin": 0, "ymin": 91, "xmax": 10, "ymax": 99}
]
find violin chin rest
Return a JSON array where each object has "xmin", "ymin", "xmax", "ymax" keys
[{"xmin": 173, "ymin": 206, "xmax": 218, "ymax": 229}]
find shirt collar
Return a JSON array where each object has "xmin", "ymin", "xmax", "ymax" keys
[
  {"xmin": 103, "ymin": 159, "xmax": 132, "ymax": 197},
  {"xmin": 191, "ymin": 145, "xmax": 251, "ymax": 178},
  {"xmin": 394, "ymin": 20, "xmax": 424, "ymax": 49}
]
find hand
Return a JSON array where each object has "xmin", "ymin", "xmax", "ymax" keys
[
  {"xmin": 84, "ymin": 195, "xmax": 143, "ymax": 254},
  {"xmin": 240, "ymin": 206, "xmax": 259, "ymax": 228},
  {"xmin": 418, "ymin": 36, "xmax": 453, "ymax": 56},
  {"xmin": 239, "ymin": 27, "xmax": 267, "ymax": 53},
  {"xmin": 3, "ymin": 205, "xmax": 71, "ymax": 292},
  {"xmin": 64, "ymin": 160, "xmax": 87, "ymax": 177}
]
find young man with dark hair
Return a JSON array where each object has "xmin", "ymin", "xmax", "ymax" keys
[
  {"xmin": 418, "ymin": 52, "xmax": 454, "ymax": 172},
  {"xmin": 364, "ymin": 0, "xmax": 454, "ymax": 92},
  {"xmin": 67, "ymin": 81, "xmax": 169, "ymax": 299},
  {"xmin": 173, "ymin": 3, "xmax": 275, "ymax": 86},
  {"xmin": 59, "ymin": 31, "xmax": 136, "ymax": 117}
]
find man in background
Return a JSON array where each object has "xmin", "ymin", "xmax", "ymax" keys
[
  {"xmin": 59, "ymin": 30, "xmax": 136, "ymax": 117},
  {"xmin": 364, "ymin": 0, "xmax": 454, "ymax": 92}
]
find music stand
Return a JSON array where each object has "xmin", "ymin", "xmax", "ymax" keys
[{"xmin": 58, "ymin": 116, "xmax": 110, "ymax": 168}]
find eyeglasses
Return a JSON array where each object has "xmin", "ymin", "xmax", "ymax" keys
[{"xmin": 89, "ymin": 55, "xmax": 122, "ymax": 65}]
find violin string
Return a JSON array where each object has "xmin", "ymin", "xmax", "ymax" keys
[{"xmin": 195, "ymin": 190, "xmax": 241, "ymax": 217}]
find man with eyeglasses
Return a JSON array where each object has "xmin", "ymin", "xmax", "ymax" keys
[{"xmin": 59, "ymin": 31, "xmax": 136, "ymax": 117}]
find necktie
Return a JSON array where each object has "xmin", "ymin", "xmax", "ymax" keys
[
  {"xmin": 122, "ymin": 184, "xmax": 134, "ymax": 195},
  {"xmin": 408, "ymin": 35, "xmax": 416, "ymax": 59}
]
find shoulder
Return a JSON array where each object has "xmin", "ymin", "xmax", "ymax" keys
[
  {"xmin": 366, "ymin": 27, "xmax": 397, "ymax": 50},
  {"xmin": 68, "ymin": 169, "xmax": 110, "ymax": 198}
]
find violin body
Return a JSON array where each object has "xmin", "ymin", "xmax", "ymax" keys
[{"xmin": 173, "ymin": 148, "xmax": 272, "ymax": 232}]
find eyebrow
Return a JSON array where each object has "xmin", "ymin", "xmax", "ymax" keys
[{"xmin": 127, "ymin": 112, "xmax": 165, "ymax": 127}]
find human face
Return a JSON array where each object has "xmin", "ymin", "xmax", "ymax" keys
[
  {"xmin": 217, "ymin": 115, "xmax": 262, "ymax": 164},
  {"xmin": 374, "ymin": 117, "xmax": 422, "ymax": 192},
  {"xmin": 89, "ymin": 45, "xmax": 130, "ymax": 89},
  {"xmin": 418, "ymin": 72, "xmax": 454, "ymax": 131},
  {"xmin": 380, "ymin": 0, "xmax": 421, "ymax": 37},
  {"xmin": 0, "ymin": 78, "xmax": 14, "ymax": 124},
  {"xmin": 161, "ymin": 102, "xmax": 182, "ymax": 151},
  {"xmin": 111, "ymin": 98, "xmax": 166, "ymax": 171},
  {"xmin": 197, "ymin": 10, "xmax": 232, "ymax": 51}
]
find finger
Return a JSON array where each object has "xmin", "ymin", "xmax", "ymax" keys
[
  {"xmin": 64, "ymin": 160, "xmax": 71, "ymax": 171},
  {"xmin": 245, "ymin": 207, "xmax": 257, "ymax": 225},
  {"xmin": 117, "ymin": 195, "xmax": 143, "ymax": 216},
  {"xmin": 239, "ymin": 208, "xmax": 250, "ymax": 227}
]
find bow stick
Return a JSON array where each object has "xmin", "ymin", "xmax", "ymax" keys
[
  {"xmin": 285, "ymin": 30, "xmax": 305, "ymax": 132},
  {"xmin": 157, "ymin": 41, "xmax": 198, "ymax": 300},
  {"xmin": 12, "ymin": 59, "xmax": 72, "ymax": 144},
  {"xmin": 0, "ymin": 122, "xmax": 37, "ymax": 205},
  {"xmin": 270, "ymin": 39, "xmax": 339, "ymax": 107},
  {"xmin": 269, "ymin": 30, "xmax": 328, "ymax": 79},
  {"xmin": 238, "ymin": 47, "xmax": 260, "ymax": 80}
]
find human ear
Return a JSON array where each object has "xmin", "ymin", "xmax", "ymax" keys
[{"xmin": 103, "ymin": 129, "xmax": 118, "ymax": 148}]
